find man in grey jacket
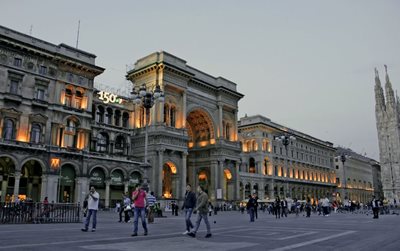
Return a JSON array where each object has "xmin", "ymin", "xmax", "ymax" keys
[{"xmin": 187, "ymin": 185, "xmax": 212, "ymax": 238}]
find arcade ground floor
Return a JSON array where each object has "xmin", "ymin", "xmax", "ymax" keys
[
  {"xmin": 336, "ymin": 187, "xmax": 374, "ymax": 204},
  {"xmin": 239, "ymin": 174, "xmax": 337, "ymax": 204}
]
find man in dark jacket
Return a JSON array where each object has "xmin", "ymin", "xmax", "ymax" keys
[
  {"xmin": 247, "ymin": 195, "xmax": 256, "ymax": 222},
  {"xmin": 182, "ymin": 184, "xmax": 196, "ymax": 234},
  {"xmin": 187, "ymin": 185, "xmax": 212, "ymax": 238},
  {"xmin": 371, "ymin": 196, "xmax": 380, "ymax": 219}
]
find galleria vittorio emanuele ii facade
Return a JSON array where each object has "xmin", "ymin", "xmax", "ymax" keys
[{"xmin": 0, "ymin": 25, "xmax": 381, "ymax": 207}]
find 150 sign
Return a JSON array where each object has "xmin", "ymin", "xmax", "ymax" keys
[{"xmin": 98, "ymin": 91, "xmax": 124, "ymax": 104}]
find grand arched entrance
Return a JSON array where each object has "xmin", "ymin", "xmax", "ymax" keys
[
  {"xmin": 0, "ymin": 156, "xmax": 16, "ymax": 202},
  {"xmin": 20, "ymin": 160, "xmax": 42, "ymax": 202},
  {"xmin": 59, "ymin": 164, "xmax": 76, "ymax": 202},
  {"xmin": 162, "ymin": 162, "xmax": 177, "ymax": 199}
]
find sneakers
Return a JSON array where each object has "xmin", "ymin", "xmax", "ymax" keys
[
  {"xmin": 187, "ymin": 232, "xmax": 196, "ymax": 238},
  {"xmin": 131, "ymin": 233, "xmax": 138, "ymax": 237},
  {"xmin": 91, "ymin": 229, "xmax": 96, "ymax": 232},
  {"xmin": 183, "ymin": 231, "xmax": 189, "ymax": 235},
  {"xmin": 205, "ymin": 233, "xmax": 212, "ymax": 238},
  {"xmin": 81, "ymin": 228, "xmax": 88, "ymax": 232}
]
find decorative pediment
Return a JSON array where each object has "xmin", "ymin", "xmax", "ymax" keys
[
  {"xmin": 0, "ymin": 108, "xmax": 22, "ymax": 119},
  {"xmin": 29, "ymin": 113, "xmax": 48, "ymax": 124}
]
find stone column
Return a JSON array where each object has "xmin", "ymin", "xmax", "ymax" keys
[
  {"xmin": 210, "ymin": 160, "xmax": 218, "ymax": 200},
  {"xmin": 105, "ymin": 180, "xmax": 111, "ymax": 208},
  {"xmin": 46, "ymin": 175, "xmax": 59, "ymax": 203},
  {"xmin": 234, "ymin": 109, "xmax": 238, "ymax": 141},
  {"xmin": 157, "ymin": 148, "xmax": 165, "ymax": 199},
  {"xmin": 269, "ymin": 182, "xmax": 275, "ymax": 199},
  {"xmin": 235, "ymin": 162, "xmax": 240, "ymax": 200},
  {"xmin": 13, "ymin": 171, "xmax": 21, "ymax": 200},
  {"xmin": 181, "ymin": 151, "xmax": 188, "ymax": 199},
  {"xmin": 75, "ymin": 177, "xmax": 89, "ymax": 204},
  {"xmin": 182, "ymin": 91, "xmax": 187, "ymax": 128},
  {"xmin": 218, "ymin": 101, "xmax": 223, "ymax": 138},
  {"xmin": 1, "ymin": 179, "xmax": 8, "ymax": 202},
  {"xmin": 218, "ymin": 159, "xmax": 225, "ymax": 199},
  {"xmin": 124, "ymin": 181, "xmax": 129, "ymax": 193}
]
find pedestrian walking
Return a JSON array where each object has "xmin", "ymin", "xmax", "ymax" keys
[
  {"xmin": 305, "ymin": 197, "xmax": 312, "ymax": 217},
  {"xmin": 253, "ymin": 193, "xmax": 259, "ymax": 219},
  {"xmin": 187, "ymin": 185, "xmax": 212, "ymax": 238},
  {"xmin": 371, "ymin": 196, "xmax": 380, "ymax": 219},
  {"xmin": 247, "ymin": 195, "xmax": 256, "ymax": 222},
  {"xmin": 118, "ymin": 193, "xmax": 124, "ymax": 222},
  {"xmin": 322, "ymin": 196, "xmax": 330, "ymax": 216},
  {"xmin": 146, "ymin": 192, "xmax": 156, "ymax": 223},
  {"xmin": 182, "ymin": 184, "xmax": 196, "ymax": 234},
  {"xmin": 281, "ymin": 198, "xmax": 288, "ymax": 217},
  {"xmin": 123, "ymin": 192, "xmax": 131, "ymax": 223},
  {"xmin": 131, "ymin": 185, "xmax": 148, "ymax": 236},
  {"xmin": 274, "ymin": 197, "xmax": 281, "ymax": 219},
  {"xmin": 81, "ymin": 186, "xmax": 100, "ymax": 232}
]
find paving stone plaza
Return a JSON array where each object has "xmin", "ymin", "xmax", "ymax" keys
[{"xmin": 0, "ymin": 210, "xmax": 399, "ymax": 251}]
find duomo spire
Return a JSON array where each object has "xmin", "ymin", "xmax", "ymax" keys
[
  {"xmin": 374, "ymin": 68, "xmax": 385, "ymax": 110},
  {"xmin": 384, "ymin": 65, "xmax": 396, "ymax": 106},
  {"xmin": 374, "ymin": 64, "xmax": 400, "ymax": 202}
]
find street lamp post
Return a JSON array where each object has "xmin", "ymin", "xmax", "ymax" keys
[
  {"xmin": 275, "ymin": 134, "xmax": 296, "ymax": 198},
  {"xmin": 340, "ymin": 153, "xmax": 349, "ymax": 201},
  {"xmin": 131, "ymin": 84, "xmax": 164, "ymax": 192}
]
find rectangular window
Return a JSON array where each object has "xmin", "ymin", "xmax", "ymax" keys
[
  {"xmin": 13, "ymin": 58, "xmax": 22, "ymax": 67},
  {"xmin": 280, "ymin": 147, "xmax": 282, "ymax": 155},
  {"xmin": 274, "ymin": 146, "xmax": 277, "ymax": 154},
  {"xmin": 39, "ymin": 66, "xmax": 47, "ymax": 75},
  {"xmin": 10, "ymin": 80, "xmax": 19, "ymax": 94},
  {"xmin": 36, "ymin": 89, "xmax": 45, "ymax": 100}
]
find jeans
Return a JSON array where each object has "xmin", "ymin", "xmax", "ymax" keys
[
  {"xmin": 185, "ymin": 208, "xmax": 194, "ymax": 231},
  {"xmin": 133, "ymin": 207, "xmax": 148, "ymax": 234},
  {"xmin": 193, "ymin": 212, "xmax": 211, "ymax": 234},
  {"xmin": 84, "ymin": 209, "xmax": 97, "ymax": 229},
  {"xmin": 248, "ymin": 208, "xmax": 255, "ymax": 222}
]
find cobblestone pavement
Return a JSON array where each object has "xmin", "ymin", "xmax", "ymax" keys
[{"xmin": 0, "ymin": 210, "xmax": 399, "ymax": 251}]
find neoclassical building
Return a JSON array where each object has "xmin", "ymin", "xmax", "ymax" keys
[
  {"xmin": 334, "ymin": 147, "xmax": 377, "ymax": 204},
  {"xmin": 238, "ymin": 115, "xmax": 337, "ymax": 203},
  {"xmin": 374, "ymin": 66, "xmax": 400, "ymax": 202},
  {"xmin": 127, "ymin": 51, "xmax": 243, "ymax": 202},
  {"xmin": 0, "ymin": 25, "xmax": 145, "ymax": 207}
]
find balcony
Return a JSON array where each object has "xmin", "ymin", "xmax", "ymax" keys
[{"xmin": 0, "ymin": 138, "xmax": 46, "ymax": 150}]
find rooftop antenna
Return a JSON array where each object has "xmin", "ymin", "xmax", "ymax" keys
[
  {"xmin": 76, "ymin": 20, "xmax": 80, "ymax": 49},
  {"xmin": 29, "ymin": 25, "xmax": 33, "ymax": 36}
]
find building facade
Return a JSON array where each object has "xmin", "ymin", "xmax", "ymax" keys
[
  {"xmin": 238, "ymin": 115, "xmax": 336, "ymax": 203},
  {"xmin": 0, "ymin": 25, "xmax": 146, "ymax": 207},
  {"xmin": 127, "ymin": 52, "xmax": 244, "ymax": 202},
  {"xmin": 334, "ymin": 147, "xmax": 376, "ymax": 204},
  {"xmin": 374, "ymin": 66, "xmax": 400, "ymax": 202}
]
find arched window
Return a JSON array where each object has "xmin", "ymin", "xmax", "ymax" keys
[
  {"xmin": 114, "ymin": 135, "xmax": 125, "ymax": 155},
  {"xmin": 225, "ymin": 123, "xmax": 231, "ymax": 140},
  {"xmin": 75, "ymin": 89, "xmax": 83, "ymax": 109},
  {"xmin": 96, "ymin": 132, "xmax": 109, "ymax": 152},
  {"xmin": 2, "ymin": 119, "xmax": 15, "ymax": 140},
  {"xmin": 96, "ymin": 106, "xmax": 105, "ymax": 123},
  {"xmin": 65, "ymin": 87, "xmax": 73, "ymax": 107},
  {"xmin": 30, "ymin": 123, "xmax": 41, "ymax": 143},
  {"xmin": 249, "ymin": 158, "xmax": 256, "ymax": 173},
  {"xmin": 122, "ymin": 112, "xmax": 129, "ymax": 128},
  {"xmin": 252, "ymin": 140, "xmax": 257, "ymax": 151},
  {"xmin": 114, "ymin": 110, "xmax": 121, "ymax": 127},
  {"xmin": 106, "ymin": 108, "xmax": 113, "ymax": 125},
  {"xmin": 246, "ymin": 141, "xmax": 251, "ymax": 152},
  {"xmin": 170, "ymin": 106, "xmax": 176, "ymax": 127},
  {"xmin": 64, "ymin": 119, "xmax": 77, "ymax": 148}
]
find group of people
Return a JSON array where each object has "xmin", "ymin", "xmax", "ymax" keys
[{"xmin": 81, "ymin": 183, "xmax": 213, "ymax": 238}]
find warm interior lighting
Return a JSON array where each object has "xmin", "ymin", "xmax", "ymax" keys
[
  {"xmin": 188, "ymin": 142, "xmax": 194, "ymax": 148},
  {"xmin": 163, "ymin": 192, "xmax": 172, "ymax": 198},
  {"xmin": 17, "ymin": 133, "xmax": 28, "ymax": 142},
  {"xmin": 51, "ymin": 158, "xmax": 60, "ymax": 170},
  {"xmin": 210, "ymin": 139, "xmax": 216, "ymax": 145},
  {"xmin": 166, "ymin": 162, "xmax": 177, "ymax": 174},
  {"xmin": 198, "ymin": 173, "xmax": 207, "ymax": 180},
  {"xmin": 199, "ymin": 141, "xmax": 209, "ymax": 147},
  {"xmin": 224, "ymin": 169, "xmax": 232, "ymax": 180}
]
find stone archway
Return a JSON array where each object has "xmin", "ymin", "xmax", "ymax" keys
[
  {"xmin": 186, "ymin": 109, "xmax": 216, "ymax": 148},
  {"xmin": 20, "ymin": 159, "xmax": 43, "ymax": 202},
  {"xmin": 162, "ymin": 162, "xmax": 177, "ymax": 199},
  {"xmin": 0, "ymin": 156, "xmax": 16, "ymax": 202},
  {"xmin": 58, "ymin": 164, "xmax": 76, "ymax": 203}
]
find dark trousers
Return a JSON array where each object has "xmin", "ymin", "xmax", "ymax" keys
[
  {"xmin": 254, "ymin": 208, "xmax": 258, "ymax": 219},
  {"xmin": 373, "ymin": 208, "xmax": 379, "ymax": 218},
  {"xmin": 275, "ymin": 208, "xmax": 281, "ymax": 218},
  {"xmin": 119, "ymin": 208, "xmax": 123, "ymax": 222},
  {"xmin": 248, "ymin": 208, "xmax": 255, "ymax": 222},
  {"xmin": 281, "ymin": 207, "xmax": 287, "ymax": 217}
]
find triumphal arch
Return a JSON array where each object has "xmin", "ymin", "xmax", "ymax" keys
[{"xmin": 127, "ymin": 51, "xmax": 243, "ymax": 202}]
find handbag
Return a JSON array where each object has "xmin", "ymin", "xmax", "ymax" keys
[{"xmin": 124, "ymin": 205, "xmax": 131, "ymax": 211}]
